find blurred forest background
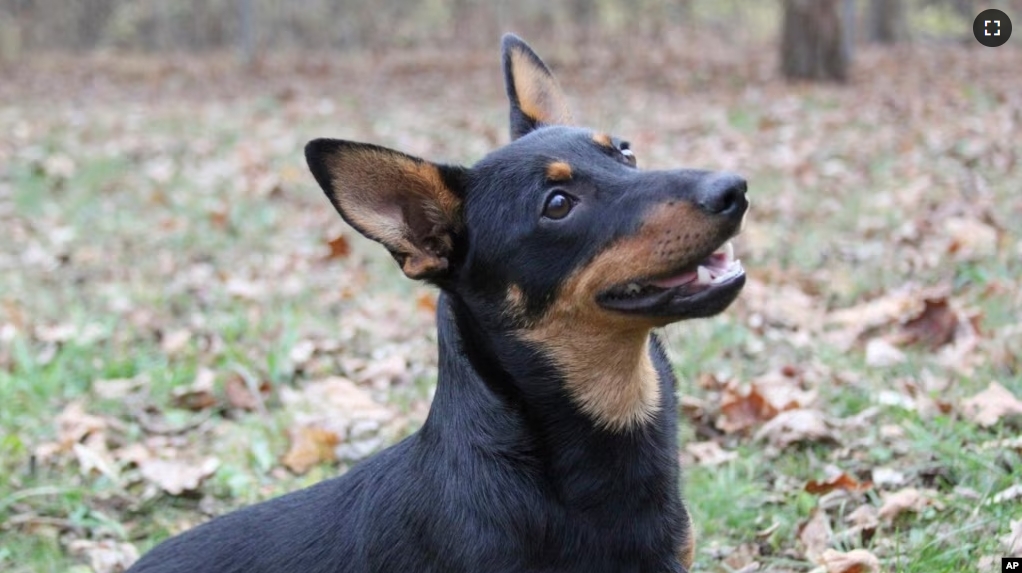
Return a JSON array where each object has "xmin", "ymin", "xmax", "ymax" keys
[
  {"xmin": 2, "ymin": 1, "xmax": 1021, "ymax": 572},
  {"xmin": 0, "ymin": 0, "xmax": 1017, "ymax": 57}
]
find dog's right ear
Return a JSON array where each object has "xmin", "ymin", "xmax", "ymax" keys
[
  {"xmin": 502, "ymin": 34, "xmax": 572, "ymax": 140},
  {"xmin": 305, "ymin": 139, "xmax": 466, "ymax": 281}
]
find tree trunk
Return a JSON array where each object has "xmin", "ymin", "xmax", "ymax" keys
[
  {"xmin": 781, "ymin": 0, "xmax": 850, "ymax": 82},
  {"xmin": 868, "ymin": 0, "xmax": 908, "ymax": 43}
]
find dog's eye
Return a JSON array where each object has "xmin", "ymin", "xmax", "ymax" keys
[
  {"xmin": 542, "ymin": 192, "xmax": 574, "ymax": 220},
  {"xmin": 619, "ymin": 142, "xmax": 636, "ymax": 166}
]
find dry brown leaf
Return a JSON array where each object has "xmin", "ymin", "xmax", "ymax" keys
[
  {"xmin": 818, "ymin": 548, "xmax": 880, "ymax": 573},
  {"xmin": 805, "ymin": 472, "xmax": 872, "ymax": 495},
  {"xmin": 718, "ymin": 382, "xmax": 777, "ymax": 434},
  {"xmin": 988, "ymin": 484, "xmax": 1022, "ymax": 506},
  {"xmin": 224, "ymin": 373, "xmax": 270, "ymax": 411},
  {"xmin": 1002, "ymin": 519, "xmax": 1022, "ymax": 556},
  {"xmin": 962, "ymin": 382, "xmax": 1022, "ymax": 427},
  {"xmin": 282, "ymin": 426, "xmax": 341, "ymax": 474},
  {"xmin": 754, "ymin": 409, "xmax": 836, "ymax": 449},
  {"xmin": 721, "ymin": 542, "xmax": 760, "ymax": 571},
  {"xmin": 827, "ymin": 287, "xmax": 926, "ymax": 336},
  {"xmin": 416, "ymin": 292, "xmax": 437, "ymax": 313},
  {"xmin": 944, "ymin": 216, "xmax": 998, "ymax": 262},
  {"xmin": 845, "ymin": 505, "xmax": 879, "ymax": 531},
  {"xmin": 870, "ymin": 467, "xmax": 906, "ymax": 488},
  {"xmin": 67, "ymin": 539, "xmax": 139, "ymax": 573},
  {"xmin": 73, "ymin": 440, "xmax": 119, "ymax": 482},
  {"xmin": 281, "ymin": 377, "xmax": 396, "ymax": 464},
  {"xmin": 289, "ymin": 339, "xmax": 318, "ymax": 366},
  {"xmin": 826, "ymin": 285, "xmax": 957, "ymax": 350},
  {"xmin": 864, "ymin": 338, "xmax": 905, "ymax": 367},
  {"xmin": 878, "ymin": 487, "xmax": 939, "ymax": 522},
  {"xmin": 356, "ymin": 355, "xmax": 410, "ymax": 389},
  {"xmin": 160, "ymin": 328, "xmax": 192, "ymax": 356},
  {"xmin": 55, "ymin": 401, "xmax": 109, "ymax": 446},
  {"xmin": 172, "ymin": 367, "xmax": 219, "ymax": 411},
  {"xmin": 753, "ymin": 369, "xmax": 817, "ymax": 411},
  {"xmin": 797, "ymin": 507, "xmax": 832, "ymax": 561},
  {"xmin": 92, "ymin": 377, "xmax": 145, "ymax": 400},
  {"xmin": 893, "ymin": 296, "xmax": 958, "ymax": 350},
  {"xmin": 685, "ymin": 441, "xmax": 738, "ymax": 467},
  {"xmin": 138, "ymin": 457, "xmax": 219, "ymax": 495},
  {"xmin": 325, "ymin": 234, "xmax": 351, "ymax": 260}
]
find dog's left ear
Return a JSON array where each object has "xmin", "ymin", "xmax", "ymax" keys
[
  {"xmin": 502, "ymin": 34, "xmax": 572, "ymax": 140},
  {"xmin": 305, "ymin": 139, "xmax": 466, "ymax": 281}
]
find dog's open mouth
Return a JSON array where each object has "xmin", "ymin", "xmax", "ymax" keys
[{"xmin": 598, "ymin": 240, "xmax": 746, "ymax": 318}]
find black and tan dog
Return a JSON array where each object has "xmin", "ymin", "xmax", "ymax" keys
[{"xmin": 128, "ymin": 35, "xmax": 748, "ymax": 573}]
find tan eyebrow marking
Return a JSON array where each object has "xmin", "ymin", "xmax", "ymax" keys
[
  {"xmin": 592, "ymin": 132, "xmax": 613, "ymax": 148},
  {"xmin": 545, "ymin": 161, "xmax": 573, "ymax": 182}
]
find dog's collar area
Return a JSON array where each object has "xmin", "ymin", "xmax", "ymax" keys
[{"xmin": 598, "ymin": 240, "xmax": 745, "ymax": 314}]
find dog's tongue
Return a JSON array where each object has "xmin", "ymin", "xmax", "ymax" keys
[{"xmin": 650, "ymin": 270, "xmax": 698, "ymax": 289}]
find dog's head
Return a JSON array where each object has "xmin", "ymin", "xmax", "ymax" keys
[{"xmin": 306, "ymin": 35, "xmax": 748, "ymax": 431}]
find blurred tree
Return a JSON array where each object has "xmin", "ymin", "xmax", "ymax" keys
[
  {"xmin": 868, "ymin": 0, "xmax": 908, "ymax": 43},
  {"xmin": 781, "ymin": 0, "xmax": 849, "ymax": 82}
]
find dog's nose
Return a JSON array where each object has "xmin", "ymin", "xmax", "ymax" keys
[{"xmin": 695, "ymin": 173, "xmax": 747, "ymax": 217}]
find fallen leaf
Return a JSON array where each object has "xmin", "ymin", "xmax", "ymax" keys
[
  {"xmin": 416, "ymin": 292, "xmax": 437, "ymax": 313},
  {"xmin": 962, "ymin": 382, "xmax": 1022, "ymax": 427},
  {"xmin": 818, "ymin": 548, "xmax": 880, "ymax": 573},
  {"xmin": 92, "ymin": 377, "xmax": 144, "ymax": 400},
  {"xmin": 356, "ymin": 355, "xmax": 409, "ymax": 390},
  {"xmin": 281, "ymin": 377, "xmax": 397, "ymax": 465},
  {"xmin": 988, "ymin": 484, "xmax": 1022, "ymax": 506},
  {"xmin": 160, "ymin": 328, "xmax": 192, "ymax": 356},
  {"xmin": 878, "ymin": 487, "xmax": 940, "ymax": 522},
  {"xmin": 805, "ymin": 472, "xmax": 872, "ymax": 495},
  {"xmin": 138, "ymin": 457, "xmax": 219, "ymax": 495},
  {"xmin": 289, "ymin": 339, "xmax": 318, "ymax": 366},
  {"xmin": 944, "ymin": 216, "xmax": 998, "ymax": 262},
  {"xmin": 282, "ymin": 426, "xmax": 341, "ymax": 474},
  {"xmin": 870, "ymin": 467, "xmax": 906, "ymax": 488},
  {"xmin": 686, "ymin": 441, "xmax": 738, "ymax": 466},
  {"xmin": 718, "ymin": 383, "xmax": 776, "ymax": 434},
  {"xmin": 325, "ymin": 234, "xmax": 351, "ymax": 260},
  {"xmin": 172, "ymin": 367, "xmax": 219, "ymax": 411},
  {"xmin": 754, "ymin": 409, "xmax": 837, "ymax": 448},
  {"xmin": 845, "ymin": 505, "xmax": 879, "ymax": 531},
  {"xmin": 798, "ymin": 507, "xmax": 832, "ymax": 561},
  {"xmin": 721, "ymin": 543, "xmax": 760, "ymax": 571},
  {"xmin": 72, "ymin": 441, "xmax": 119, "ymax": 482},
  {"xmin": 67, "ymin": 539, "xmax": 139, "ymax": 573},
  {"xmin": 1002, "ymin": 519, "xmax": 1022, "ymax": 555},
  {"xmin": 893, "ymin": 295, "xmax": 958, "ymax": 349},
  {"xmin": 864, "ymin": 338, "xmax": 905, "ymax": 367},
  {"xmin": 224, "ymin": 373, "xmax": 270, "ymax": 411}
]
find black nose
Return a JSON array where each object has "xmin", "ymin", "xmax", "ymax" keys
[{"xmin": 696, "ymin": 173, "xmax": 747, "ymax": 217}]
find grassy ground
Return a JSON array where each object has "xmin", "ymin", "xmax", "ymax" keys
[{"xmin": 1, "ymin": 36, "xmax": 1020, "ymax": 572}]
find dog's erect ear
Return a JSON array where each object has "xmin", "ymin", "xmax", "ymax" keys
[
  {"xmin": 305, "ymin": 139, "xmax": 466, "ymax": 281},
  {"xmin": 502, "ymin": 34, "xmax": 572, "ymax": 140}
]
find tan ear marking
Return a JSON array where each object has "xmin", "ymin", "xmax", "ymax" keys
[
  {"xmin": 321, "ymin": 146, "xmax": 462, "ymax": 280},
  {"xmin": 509, "ymin": 46, "xmax": 572, "ymax": 126},
  {"xmin": 545, "ymin": 161, "xmax": 573, "ymax": 182}
]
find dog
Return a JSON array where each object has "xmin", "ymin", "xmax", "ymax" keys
[{"xmin": 126, "ymin": 34, "xmax": 748, "ymax": 573}]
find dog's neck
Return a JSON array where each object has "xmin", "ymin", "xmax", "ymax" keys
[{"xmin": 421, "ymin": 292, "xmax": 680, "ymax": 506}]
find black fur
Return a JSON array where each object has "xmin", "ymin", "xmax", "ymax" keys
[{"xmin": 127, "ymin": 34, "xmax": 748, "ymax": 573}]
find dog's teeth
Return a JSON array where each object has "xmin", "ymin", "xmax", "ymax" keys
[
  {"xmin": 722, "ymin": 242, "xmax": 734, "ymax": 263},
  {"xmin": 697, "ymin": 265, "xmax": 712, "ymax": 284},
  {"xmin": 625, "ymin": 282, "xmax": 642, "ymax": 294}
]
